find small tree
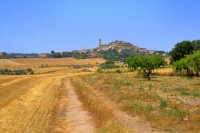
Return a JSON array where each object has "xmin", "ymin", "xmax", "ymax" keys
[{"xmin": 126, "ymin": 55, "xmax": 166, "ymax": 81}]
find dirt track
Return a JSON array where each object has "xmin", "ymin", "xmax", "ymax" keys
[
  {"xmin": 66, "ymin": 78, "xmax": 96, "ymax": 133},
  {"xmin": 50, "ymin": 78, "xmax": 96, "ymax": 133}
]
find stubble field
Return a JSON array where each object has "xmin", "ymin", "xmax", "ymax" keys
[
  {"xmin": 0, "ymin": 58, "xmax": 200, "ymax": 133},
  {"xmin": 0, "ymin": 58, "xmax": 105, "ymax": 133}
]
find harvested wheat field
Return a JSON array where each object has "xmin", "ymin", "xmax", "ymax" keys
[
  {"xmin": 1, "ymin": 58, "xmax": 200, "ymax": 133},
  {"xmin": 0, "ymin": 58, "xmax": 100, "ymax": 133},
  {"xmin": 9, "ymin": 58, "xmax": 105, "ymax": 67},
  {"xmin": 0, "ymin": 74, "xmax": 97, "ymax": 133}
]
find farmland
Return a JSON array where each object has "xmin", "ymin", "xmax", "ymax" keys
[
  {"xmin": 0, "ymin": 58, "xmax": 103, "ymax": 133},
  {"xmin": 0, "ymin": 58, "xmax": 200, "ymax": 132}
]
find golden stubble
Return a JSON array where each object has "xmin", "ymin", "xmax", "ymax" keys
[{"xmin": 0, "ymin": 75, "xmax": 68, "ymax": 133}]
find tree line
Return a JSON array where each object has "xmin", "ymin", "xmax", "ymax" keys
[{"xmin": 125, "ymin": 40, "xmax": 200, "ymax": 81}]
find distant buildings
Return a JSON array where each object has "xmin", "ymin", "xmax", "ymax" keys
[
  {"xmin": 0, "ymin": 52, "xmax": 7, "ymax": 57},
  {"xmin": 38, "ymin": 53, "xmax": 50, "ymax": 58},
  {"xmin": 61, "ymin": 52, "xmax": 72, "ymax": 56},
  {"xmin": 147, "ymin": 50, "xmax": 155, "ymax": 55}
]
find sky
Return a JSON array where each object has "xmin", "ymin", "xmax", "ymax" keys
[{"xmin": 0, "ymin": 0, "xmax": 200, "ymax": 53}]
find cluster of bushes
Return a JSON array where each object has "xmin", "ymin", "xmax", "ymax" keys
[
  {"xmin": 0, "ymin": 68, "xmax": 34, "ymax": 75},
  {"xmin": 100, "ymin": 60, "xmax": 118, "ymax": 69}
]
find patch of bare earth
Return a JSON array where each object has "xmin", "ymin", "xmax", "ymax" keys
[
  {"xmin": 51, "ymin": 78, "xmax": 96, "ymax": 133},
  {"xmin": 91, "ymin": 89, "xmax": 164, "ymax": 133}
]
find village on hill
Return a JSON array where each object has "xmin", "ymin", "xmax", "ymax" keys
[{"xmin": 0, "ymin": 39, "xmax": 168, "ymax": 59}]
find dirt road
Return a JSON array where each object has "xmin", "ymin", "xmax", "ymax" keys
[{"xmin": 51, "ymin": 78, "xmax": 96, "ymax": 133}]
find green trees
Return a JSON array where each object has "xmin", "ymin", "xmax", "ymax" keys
[
  {"xmin": 173, "ymin": 50, "xmax": 200, "ymax": 77},
  {"xmin": 126, "ymin": 55, "xmax": 166, "ymax": 81},
  {"xmin": 51, "ymin": 50, "xmax": 55, "ymax": 54},
  {"xmin": 172, "ymin": 58, "xmax": 188, "ymax": 76},
  {"xmin": 169, "ymin": 40, "xmax": 200, "ymax": 76},
  {"xmin": 99, "ymin": 50, "xmax": 136, "ymax": 61},
  {"xmin": 169, "ymin": 41, "xmax": 194, "ymax": 64},
  {"xmin": 169, "ymin": 40, "xmax": 200, "ymax": 64},
  {"xmin": 192, "ymin": 40, "xmax": 200, "ymax": 51}
]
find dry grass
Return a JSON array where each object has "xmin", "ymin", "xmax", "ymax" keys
[{"xmin": 78, "ymin": 72, "xmax": 200, "ymax": 132}]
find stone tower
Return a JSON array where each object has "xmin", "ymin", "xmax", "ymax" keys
[{"xmin": 99, "ymin": 39, "xmax": 101, "ymax": 47}]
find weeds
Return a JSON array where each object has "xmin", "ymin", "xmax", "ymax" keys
[
  {"xmin": 159, "ymin": 99, "xmax": 168, "ymax": 108},
  {"xmin": 180, "ymin": 90, "xmax": 200, "ymax": 97},
  {"xmin": 148, "ymin": 83, "xmax": 153, "ymax": 91},
  {"xmin": 115, "ymin": 69, "xmax": 121, "ymax": 73},
  {"xmin": 123, "ymin": 81, "xmax": 132, "ymax": 86}
]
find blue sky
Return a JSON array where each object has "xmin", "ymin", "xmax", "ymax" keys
[{"xmin": 0, "ymin": 0, "xmax": 200, "ymax": 53}]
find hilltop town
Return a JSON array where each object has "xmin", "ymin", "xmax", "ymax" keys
[{"xmin": 0, "ymin": 39, "xmax": 167, "ymax": 59}]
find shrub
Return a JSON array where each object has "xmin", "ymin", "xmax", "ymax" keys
[
  {"xmin": 101, "ymin": 60, "xmax": 116, "ymax": 69},
  {"xmin": 27, "ymin": 68, "xmax": 33, "ymax": 72},
  {"xmin": 116, "ymin": 69, "xmax": 121, "ymax": 73}
]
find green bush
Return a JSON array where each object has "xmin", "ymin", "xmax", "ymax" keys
[
  {"xmin": 0, "ymin": 68, "xmax": 34, "ymax": 75},
  {"xmin": 116, "ymin": 69, "xmax": 121, "ymax": 73},
  {"xmin": 101, "ymin": 60, "xmax": 117, "ymax": 69}
]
